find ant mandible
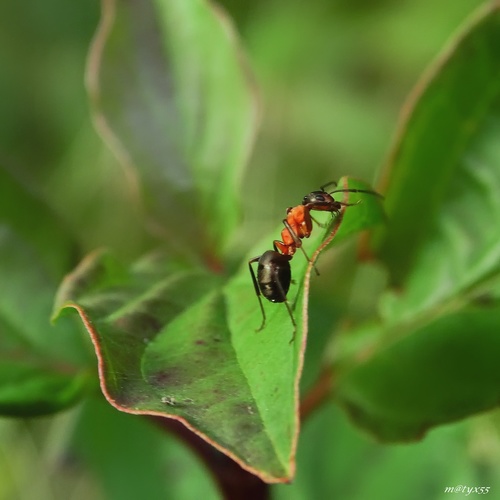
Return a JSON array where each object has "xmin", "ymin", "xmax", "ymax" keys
[{"xmin": 248, "ymin": 180, "xmax": 382, "ymax": 342}]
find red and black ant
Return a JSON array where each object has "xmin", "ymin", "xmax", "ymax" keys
[
  {"xmin": 273, "ymin": 181, "xmax": 382, "ymax": 266},
  {"xmin": 248, "ymin": 180, "xmax": 382, "ymax": 341}
]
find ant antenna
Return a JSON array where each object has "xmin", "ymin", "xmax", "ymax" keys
[
  {"xmin": 328, "ymin": 187, "xmax": 384, "ymax": 198},
  {"xmin": 320, "ymin": 181, "xmax": 383, "ymax": 199}
]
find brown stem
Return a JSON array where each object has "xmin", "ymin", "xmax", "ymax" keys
[
  {"xmin": 152, "ymin": 417, "xmax": 269, "ymax": 500},
  {"xmin": 300, "ymin": 367, "xmax": 334, "ymax": 422}
]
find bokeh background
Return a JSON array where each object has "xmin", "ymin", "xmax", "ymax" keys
[{"xmin": 2, "ymin": 0, "xmax": 499, "ymax": 499}]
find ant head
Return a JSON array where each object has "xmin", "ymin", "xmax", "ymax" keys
[
  {"xmin": 302, "ymin": 190, "xmax": 337, "ymax": 210},
  {"xmin": 302, "ymin": 183, "xmax": 383, "ymax": 212}
]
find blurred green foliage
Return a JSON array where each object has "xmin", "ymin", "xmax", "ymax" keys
[{"xmin": 2, "ymin": 0, "xmax": 500, "ymax": 499}]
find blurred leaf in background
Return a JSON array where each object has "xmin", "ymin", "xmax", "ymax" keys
[{"xmin": 2, "ymin": 0, "xmax": 500, "ymax": 498}]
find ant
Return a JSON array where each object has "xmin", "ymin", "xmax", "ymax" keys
[
  {"xmin": 273, "ymin": 181, "xmax": 383, "ymax": 269},
  {"xmin": 249, "ymin": 180, "xmax": 382, "ymax": 341}
]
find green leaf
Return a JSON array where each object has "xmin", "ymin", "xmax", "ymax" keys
[
  {"xmin": 53, "ymin": 177, "xmax": 384, "ymax": 482},
  {"xmin": 0, "ymin": 165, "xmax": 75, "ymax": 279},
  {"xmin": 373, "ymin": 1, "xmax": 500, "ymax": 286},
  {"xmin": 0, "ymin": 360, "xmax": 88, "ymax": 417},
  {"xmin": 336, "ymin": 308, "xmax": 500, "ymax": 441},
  {"xmin": 87, "ymin": 0, "xmax": 258, "ymax": 256},
  {"xmin": 333, "ymin": 3, "xmax": 500, "ymax": 441},
  {"xmin": 0, "ymin": 227, "xmax": 89, "ymax": 416}
]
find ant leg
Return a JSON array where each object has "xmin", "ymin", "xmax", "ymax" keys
[
  {"xmin": 283, "ymin": 219, "xmax": 320, "ymax": 276},
  {"xmin": 248, "ymin": 257, "xmax": 266, "ymax": 331},
  {"xmin": 285, "ymin": 301, "xmax": 297, "ymax": 344},
  {"xmin": 270, "ymin": 265, "xmax": 297, "ymax": 343},
  {"xmin": 310, "ymin": 214, "xmax": 327, "ymax": 227}
]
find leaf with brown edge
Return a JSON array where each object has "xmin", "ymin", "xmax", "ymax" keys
[
  {"xmin": 52, "ymin": 177, "xmax": 384, "ymax": 482},
  {"xmin": 53, "ymin": 250, "xmax": 294, "ymax": 482}
]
